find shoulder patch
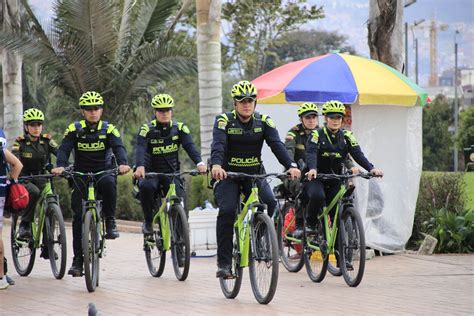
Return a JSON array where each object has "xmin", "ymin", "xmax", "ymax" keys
[
  {"xmin": 343, "ymin": 130, "xmax": 359, "ymax": 146},
  {"xmin": 15, "ymin": 136, "xmax": 25, "ymax": 141},
  {"xmin": 42, "ymin": 133, "xmax": 51, "ymax": 139},
  {"xmin": 217, "ymin": 119, "xmax": 227, "ymax": 130},
  {"xmin": 286, "ymin": 131, "xmax": 296, "ymax": 138},
  {"xmin": 180, "ymin": 124, "xmax": 190, "ymax": 134},
  {"xmin": 310, "ymin": 130, "xmax": 319, "ymax": 143},
  {"xmin": 291, "ymin": 125, "xmax": 299, "ymax": 131},
  {"xmin": 64, "ymin": 123, "xmax": 76, "ymax": 137},
  {"xmin": 139, "ymin": 123, "xmax": 150, "ymax": 137},
  {"xmin": 106, "ymin": 123, "xmax": 120, "ymax": 137},
  {"xmin": 285, "ymin": 135, "xmax": 294, "ymax": 141},
  {"xmin": 264, "ymin": 116, "xmax": 276, "ymax": 128}
]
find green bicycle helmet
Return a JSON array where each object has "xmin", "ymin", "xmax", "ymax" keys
[
  {"xmin": 151, "ymin": 94, "xmax": 174, "ymax": 109},
  {"xmin": 79, "ymin": 91, "xmax": 104, "ymax": 108},
  {"xmin": 297, "ymin": 102, "xmax": 319, "ymax": 117},
  {"xmin": 322, "ymin": 100, "xmax": 346, "ymax": 116},
  {"xmin": 23, "ymin": 108, "xmax": 45, "ymax": 123},
  {"xmin": 231, "ymin": 80, "xmax": 257, "ymax": 100}
]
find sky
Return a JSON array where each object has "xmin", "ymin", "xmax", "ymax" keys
[{"xmin": 28, "ymin": 0, "xmax": 473, "ymax": 88}]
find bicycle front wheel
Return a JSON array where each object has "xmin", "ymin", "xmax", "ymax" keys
[
  {"xmin": 10, "ymin": 213, "xmax": 36, "ymax": 276},
  {"xmin": 249, "ymin": 212, "xmax": 279, "ymax": 304},
  {"xmin": 82, "ymin": 210, "xmax": 100, "ymax": 292},
  {"xmin": 169, "ymin": 204, "xmax": 190, "ymax": 281},
  {"xmin": 339, "ymin": 206, "xmax": 366, "ymax": 287},
  {"xmin": 45, "ymin": 203, "xmax": 67, "ymax": 279},
  {"xmin": 144, "ymin": 219, "xmax": 166, "ymax": 277},
  {"xmin": 219, "ymin": 226, "xmax": 243, "ymax": 299},
  {"xmin": 304, "ymin": 220, "xmax": 329, "ymax": 283},
  {"xmin": 277, "ymin": 202, "xmax": 304, "ymax": 273}
]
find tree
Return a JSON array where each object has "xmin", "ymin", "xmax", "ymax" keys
[
  {"xmin": 222, "ymin": 0, "xmax": 323, "ymax": 79},
  {"xmin": 1, "ymin": 0, "xmax": 196, "ymax": 126},
  {"xmin": 196, "ymin": 0, "xmax": 222, "ymax": 161},
  {"xmin": 457, "ymin": 105, "xmax": 474, "ymax": 149},
  {"xmin": 367, "ymin": 0, "xmax": 404, "ymax": 71},
  {"xmin": 1, "ymin": 0, "xmax": 23, "ymax": 146},
  {"xmin": 422, "ymin": 95, "xmax": 453, "ymax": 171},
  {"xmin": 263, "ymin": 30, "xmax": 356, "ymax": 72}
]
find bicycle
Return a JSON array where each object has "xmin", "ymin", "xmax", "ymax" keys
[
  {"xmin": 141, "ymin": 171, "xmax": 196, "ymax": 281},
  {"xmin": 63, "ymin": 168, "xmax": 118, "ymax": 292},
  {"xmin": 10, "ymin": 173, "xmax": 67, "ymax": 279},
  {"xmin": 218, "ymin": 172, "xmax": 283, "ymax": 305},
  {"xmin": 281, "ymin": 172, "xmax": 380, "ymax": 287}
]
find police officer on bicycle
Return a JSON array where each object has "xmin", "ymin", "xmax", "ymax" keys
[
  {"xmin": 51, "ymin": 91, "xmax": 131, "ymax": 277},
  {"xmin": 210, "ymin": 80, "xmax": 300, "ymax": 278},
  {"xmin": 305, "ymin": 100, "xmax": 383, "ymax": 231},
  {"xmin": 13, "ymin": 108, "xmax": 58, "ymax": 255},
  {"xmin": 134, "ymin": 93, "xmax": 206, "ymax": 235}
]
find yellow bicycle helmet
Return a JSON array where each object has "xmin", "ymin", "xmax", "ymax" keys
[
  {"xmin": 151, "ymin": 94, "xmax": 174, "ymax": 109},
  {"xmin": 322, "ymin": 100, "xmax": 346, "ymax": 116},
  {"xmin": 297, "ymin": 102, "xmax": 319, "ymax": 117},
  {"xmin": 231, "ymin": 80, "xmax": 257, "ymax": 100},
  {"xmin": 23, "ymin": 108, "xmax": 45, "ymax": 123},
  {"xmin": 79, "ymin": 91, "xmax": 104, "ymax": 108}
]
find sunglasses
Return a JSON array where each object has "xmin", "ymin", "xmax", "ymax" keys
[
  {"xmin": 155, "ymin": 108, "xmax": 172, "ymax": 113},
  {"xmin": 234, "ymin": 96, "xmax": 256, "ymax": 102},
  {"xmin": 82, "ymin": 106, "xmax": 102, "ymax": 111}
]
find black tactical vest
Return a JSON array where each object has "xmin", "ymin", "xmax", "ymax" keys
[{"xmin": 146, "ymin": 120, "xmax": 181, "ymax": 173}]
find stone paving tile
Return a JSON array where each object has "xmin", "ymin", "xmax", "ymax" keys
[{"xmin": 1, "ymin": 223, "xmax": 473, "ymax": 315}]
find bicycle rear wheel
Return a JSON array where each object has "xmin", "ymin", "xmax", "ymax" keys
[
  {"xmin": 219, "ymin": 226, "xmax": 243, "ymax": 299},
  {"xmin": 339, "ymin": 206, "xmax": 366, "ymax": 287},
  {"xmin": 327, "ymin": 252, "xmax": 342, "ymax": 276},
  {"xmin": 83, "ymin": 210, "xmax": 100, "ymax": 292},
  {"xmin": 144, "ymin": 219, "xmax": 166, "ymax": 277},
  {"xmin": 277, "ymin": 202, "xmax": 304, "ymax": 273},
  {"xmin": 10, "ymin": 213, "xmax": 36, "ymax": 276},
  {"xmin": 304, "ymin": 221, "xmax": 328, "ymax": 283},
  {"xmin": 249, "ymin": 212, "xmax": 279, "ymax": 304},
  {"xmin": 45, "ymin": 203, "xmax": 67, "ymax": 279},
  {"xmin": 170, "ymin": 204, "xmax": 190, "ymax": 281}
]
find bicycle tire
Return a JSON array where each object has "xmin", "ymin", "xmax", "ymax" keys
[
  {"xmin": 169, "ymin": 204, "xmax": 190, "ymax": 281},
  {"xmin": 339, "ymin": 206, "xmax": 366, "ymax": 287},
  {"xmin": 83, "ymin": 210, "xmax": 100, "ymax": 292},
  {"xmin": 249, "ymin": 212, "xmax": 279, "ymax": 304},
  {"xmin": 144, "ymin": 218, "xmax": 166, "ymax": 277},
  {"xmin": 277, "ymin": 202, "xmax": 304, "ymax": 273},
  {"xmin": 327, "ymin": 260, "xmax": 342, "ymax": 276},
  {"xmin": 219, "ymin": 226, "xmax": 243, "ymax": 299},
  {"xmin": 304, "ymin": 220, "xmax": 328, "ymax": 283},
  {"xmin": 10, "ymin": 213, "xmax": 36, "ymax": 276},
  {"xmin": 45, "ymin": 203, "xmax": 67, "ymax": 279}
]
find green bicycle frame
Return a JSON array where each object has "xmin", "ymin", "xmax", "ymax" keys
[
  {"xmin": 17, "ymin": 180, "xmax": 55, "ymax": 249},
  {"xmin": 235, "ymin": 186, "xmax": 260, "ymax": 268},
  {"xmin": 283, "ymin": 182, "xmax": 347, "ymax": 254},
  {"xmin": 150, "ymin": 182, "xmax": 178, "ymax": 251}
]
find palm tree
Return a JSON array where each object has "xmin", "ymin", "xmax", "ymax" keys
[
  {"xmin": 1, "ymin": 0, "xmax": 196, "ymax": 125},
  {"xmin": 196, "ymin": 0, "xmax": 222, "ymax": 161},
  {"xmin": 1, "ymin": 0, "xmax": 23, "ymax": 146}
]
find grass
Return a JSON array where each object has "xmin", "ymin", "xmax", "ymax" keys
[{"xmin": 464, "ymin": 172, "xmax": 474, "ymax": 210}]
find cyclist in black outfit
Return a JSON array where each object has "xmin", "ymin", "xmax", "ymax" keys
[
  {"xmin": 134, "ymin": 93, "xmax": 206, "ymax": 235},
  {"xmin": 52, "ymin": 91, "xmax": 131, "ymax": 277},
  {"xmin": 210, "ymin": 80, "xmax": 301, "ymax": 278}
]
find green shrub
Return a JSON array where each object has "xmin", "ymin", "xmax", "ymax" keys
[
  {"xmin": 184, "ymin": 174, "xmax": 215, "ymax": 210},
  {"xmin": 423, "ymin": 208, "xmax": 474, "ymax": 253},
  {"xmin": 409, "ymin": 172, "xmax": 466, "ymax": 248}
]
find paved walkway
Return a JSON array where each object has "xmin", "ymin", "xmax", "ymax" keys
[{"xmin": 1, "ymin": 223, "xmax": 473, "ymax": 315}]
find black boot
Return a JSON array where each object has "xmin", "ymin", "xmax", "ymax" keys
[
  {"xmin": 216, "ymin": 264, "xmax": 232, "ymax": 278},
  {"xmin": 68, "ymin": 256, "xmax": 83, "ymax": 277},
  {"xmin": 105, "ymin": 217, "xmax": 120, "ymax": 239}
]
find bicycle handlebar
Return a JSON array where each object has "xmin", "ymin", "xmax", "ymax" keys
[
  {"xmin": 225, "ymin": 172, "xmax": 289, "ymax": 180},
  {"xmin": 316, "ymin": 172, "xmax": 381, "ymax": 180},
  {"xmin": 144, "ymin": 170, "xmax": 202, "ymax": 179}
]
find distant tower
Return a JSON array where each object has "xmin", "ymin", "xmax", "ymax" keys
[{"xmin": 428, "ymin": 20, "xmax": 448, "ymax": 87}]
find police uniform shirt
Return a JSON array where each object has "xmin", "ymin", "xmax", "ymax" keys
[{"xmin": 12, "ymin": 134, "xmax": 58, "ymax": 176}]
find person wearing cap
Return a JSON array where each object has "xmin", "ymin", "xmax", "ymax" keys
[
  {"xmin": 210, "ymin": 80, "xmax": 301, "ymax": 278},
  {"xmin": 305, "ymin": 100, "xmax": 383, "ymax": 231},
  {"xmin": 12, "ymin": 108, "xmax": 58, "ymax": 245},
  {"xmin": 51, "ymin": 91, "xmax": 131, "ymax": 277},
  {"xmin": 0, "ymin": 129, "xmax": 23, "ymax": 289},
  {"xmin": 283, "ymin": 103, "xmax": 356, "ymax": 235},
  {"xmin": 134, "ymin": 93, "xmax": 206, "ymax": 236}
]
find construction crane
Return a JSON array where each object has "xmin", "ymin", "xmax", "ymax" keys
[{"xmin": 418, "ymin": 20, "xmax": 448, "ymax": 86}]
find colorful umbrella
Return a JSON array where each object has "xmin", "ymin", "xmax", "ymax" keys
[{"xmin": 252, "ymin": 53, "xmax": 429, "ymax": 106}]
